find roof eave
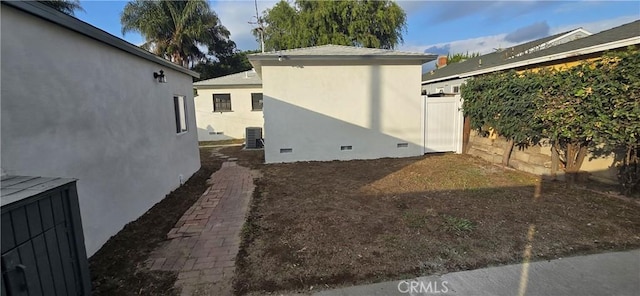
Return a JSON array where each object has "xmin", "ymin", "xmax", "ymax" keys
[
  {"xmin": 422, "ymin": 75, "xmax": 463, "ymax": 85},
  {"xmin": 460, "ymin": 37, "xmax": 640, "ymax": 78},
  {"xmin": 423, "ymin": 36, "xmax": 639, "ymax": 84},
  {"xmin": 4, "ymin": 1, "xmax": 200, "ymax": 78},
  {"xmin": 248, "ymin": 55, "xmax": 436, "ymax": 63},
  {"xmin": 194, "ymin": 84, "xmax": 262, "ymax": 89}
]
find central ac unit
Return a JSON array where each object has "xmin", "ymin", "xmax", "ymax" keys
[{"xmin": 245, "ymin": 127, "xmax": 263, "ymax": 149}]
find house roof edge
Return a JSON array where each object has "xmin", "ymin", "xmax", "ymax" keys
[{"xmin": 3, "ymin": 1, "xmax": 200, "ymax": 78}]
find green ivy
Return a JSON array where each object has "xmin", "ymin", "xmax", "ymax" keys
[{"xmin": 461, "ymin": 46, "xmax": 640, "ymax": 195}]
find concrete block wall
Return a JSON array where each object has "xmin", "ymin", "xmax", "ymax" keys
[
  {"xmin": 468, "ymin": 132, "xmax": 552, "ymax": 175},
  {"xmin": 468, "ymin": 132, "xmax": 618, "ymax": 183}
]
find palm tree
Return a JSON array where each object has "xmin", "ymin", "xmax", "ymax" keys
[
  {"xmin": 121, "ymin": 0, "xmax": 232, "ymax": 68},
  {"xmin": 40, "ymin": 0, "xmax": 84, "ymax": 16}
]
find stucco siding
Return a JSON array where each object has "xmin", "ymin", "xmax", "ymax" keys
[
  {"xmin": 262, "ymin": 62, "xmax": 423, "ymax": 163},
  {"xmin": 194, "ymin": 87, "xmax": 264, "ymax": 141},
  {"xmin": 1, "ymin": 6, "xmax": 200, "ymax": 256}
]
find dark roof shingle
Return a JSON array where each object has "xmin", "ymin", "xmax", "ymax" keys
[
  {"xmin": 422, "ymin": 30, "xmax": 577, "ymax": 82},
  {"xmin": 422, "ymin": 20, "xmax": 640, "ymax": 83}
]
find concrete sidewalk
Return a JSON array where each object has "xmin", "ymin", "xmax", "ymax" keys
[{"xmin": 314, "ymin": 249, "xmax": 640, "ymax": 296}]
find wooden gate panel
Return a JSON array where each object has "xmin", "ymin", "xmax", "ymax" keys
[{"xmin": 1, "ymin": 176, "xmax": 90, "ymax": 296}]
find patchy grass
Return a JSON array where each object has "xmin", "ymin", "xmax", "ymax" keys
[
  {"xmin": 234, "ymin": 153, "xmax": 640, "ymax": 295},
  {"xmin": 443, "ymin": 215, "xmax": 475, "ymax": 234},
  {"xmin": 89, "ymin": 148, "xmax": 224, "ymax": 296}
]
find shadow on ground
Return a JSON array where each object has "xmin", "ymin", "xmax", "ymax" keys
[{"xmin": 233, "ymin": 152, "xmax": 640, "ymax": 295}]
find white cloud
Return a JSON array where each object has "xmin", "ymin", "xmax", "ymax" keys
[
  {"xmin": 211, "ymin": 0, "xmax": 277, "ymax": 51},
  {"xmin": 401, "ymin": 33, "xmax": 512, "ymax": 56},
  {"xmin": 214, "ymin": 0, "xmax": 638, "ymax": 56},
  {"xmin": 402, "ymin": 15, "xmax": 639, "ymax": 56},
  {"xmin": 550, "ymin": 15, "xmax": 639, "ymax": 34},
  {"xmin": 401, "ymin": 16, "xmax": 639, "ymax": 73}
]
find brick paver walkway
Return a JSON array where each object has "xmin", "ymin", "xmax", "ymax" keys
[{"xmin": 147, "ymin": 157, "xmax": 255, "ymax": 295}]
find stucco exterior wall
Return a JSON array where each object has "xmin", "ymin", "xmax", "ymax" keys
[
  {"xmin": 1, "ymin": 6, "xmax": 201, "ymax": 256},
  {"xmin": 261, "ymin": 60, "xmax": 423, "ymax": 163},
  {"xmin": 194, "ymin": 86, "xmax": 264, "ymax": 141}
]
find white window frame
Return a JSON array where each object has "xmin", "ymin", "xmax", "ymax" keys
[
  {"xmin": 251, "ymin": 93, "xmax": 263, "ymax": 111},
  {"xmin": 174, "ymin": 95, "xmax": 188, "ymax": 134},
  {"xmin": 213, "ymin": 93, "xmax": 232, "ymax": 112},
  {"xmin": 452, "ymin": 85, "xmax": 460, "ymax": 94}
]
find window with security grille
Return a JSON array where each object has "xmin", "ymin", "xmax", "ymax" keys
[
  {"xmin": 213, "ymin": 93, "xmax": 232, "ymax": 112},
  {"xmin": 251, "ymin": 93, "xmax": 263, "ymax": 111}
]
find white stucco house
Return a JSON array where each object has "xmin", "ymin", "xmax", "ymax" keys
[
  {"xmin": 1, "ymin": 2, "xmax": 201, "ymax": 256},
  {"xmin": 193, "ymin": 69, "xmax": 264, "ymax": 141},
  {"xmin": 248, "ymin": 45, "xmax": 436, "ymax": 163}
]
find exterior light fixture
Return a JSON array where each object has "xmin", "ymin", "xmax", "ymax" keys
[{"xmin": 154, "ymin": 70, "xmax": 167, "ymax": 83}]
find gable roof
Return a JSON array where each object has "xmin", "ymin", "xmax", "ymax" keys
[
  {"xmin": 3, "ymin": 1, "xmax": 199, "ymax": 78},
  {"xmin": 422, "ymin": 28, "xmax": 588, "ymax": 83},
  {"xmin": 249, "ymin": 44, "xmax": 436, "ymax": 64},
  {"xmin": 193, "ymin": 69, "xmax": 262, "ymax": 88},
  {"xmin": 254, "ymin": 44, "xmax": 432, "ymax": 57},
  {"xmin": 485, "ymin": 20, "xmax": 640, "ymax": 70},
  {"xmin": 423, "ymin": 20, "xmax": 640, "ymax": 84}
]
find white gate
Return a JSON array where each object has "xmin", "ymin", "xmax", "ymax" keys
[{"xmin": 423, "ymin": 95, "xmax": 463, "ymax": 153}]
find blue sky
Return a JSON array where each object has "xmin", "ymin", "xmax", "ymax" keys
[{"xmin": 77, "ymin": 0, "xmax": 639, "ymax": 58}]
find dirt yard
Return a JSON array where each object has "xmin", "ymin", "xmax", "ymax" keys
[
  {"xmin": 232, "ymin": 150, "xmax": 640, "ymax": 295},
  {"xmin": 89, "ymin": 147, "xmax": 224, "ymax": 296},
  {"xmin": 87, "ymin": 145, "xmax": 640, "ymax": 296}
]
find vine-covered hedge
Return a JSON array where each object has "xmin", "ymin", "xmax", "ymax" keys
[{"xmin": 461, "ymin": 46, "xmax": 640, "ymax": 195}]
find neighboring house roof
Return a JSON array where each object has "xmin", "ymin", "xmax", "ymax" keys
[
  {"xmin": 466, "ymin": 20, "xmax": 640, "ymax": 76},
  {"xmin": 253, "ymin": 44, "xmax": 432, "ymax": 58},
  {"xmin": 193, "ymin": 70, "xmax": 262, "ymax": 88},
  {"xmin": 3, "ymin": 1, "xmax": 199, "ymax": 78},
  {"xmin": 423, "ymin": 20, "xmax": 640, "ymax": 84},
  {"xmin": 422, "ymin": 28, "xmax": 590, "ymax": 83},
  {"xmin": 248, "ymin": 45, "xmax": 437, "ymax": 71}
]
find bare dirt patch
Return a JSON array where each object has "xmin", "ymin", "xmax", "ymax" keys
[
  {"xmin": 89, "ymin": 148, "xmax": 224, "ymax": 296},
  {"xmin": 234, "ymin": 153, "xmax": 640, "ymax": 295},
  {"xmin": 199, "ymin": 139, "xmax": 245, "ymax": 146},
  {"xmin": 219, "ymin": 146, "xmax": 265, "ymax": 169}
]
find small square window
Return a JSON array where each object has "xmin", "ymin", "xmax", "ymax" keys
[
  {"xmin": 173, "ymin": 95, "xmax": 187, "ymax": 134},
  {"xmin": 251, "ymin": 93, "xmax": 263, "ymax": 111},
  {"xmin": 452, "ymin": 86, "xmax": 460, "ymax": 93},
  {"xmin": 213, "ymin": 93, "xmax": 232, "ymax": 112}
]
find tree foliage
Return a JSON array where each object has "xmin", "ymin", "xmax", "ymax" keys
[
  {"xmin": 536, "ymin": 65, "xmax": 596, "ymax": 174},
  {"xmin": 589, "ymin": 48, "xmax": 640, "ymax": 155},
  {"xmin": 40, "ymin": 0, "xmax": 83, "ymax": 16},
  {"xmin": 579, "ymin": 47, "xmax": 640, "ymax": 194},
  {"xmin": 255, "ymin": 0, "xmax": 406, "ymax": 51},
  {"xmin": 461, "ymin": 70, "xmax": 543, "ymax": 165},
  {"xmin": 121, "ymin": 0, "xmax": 234, "ymax": 68},
  {"xmin": 461, "ymin": 46, "xmax": 640, "ymax": 194},
  {"xmin": 446, "ymin": 52, "xmax": 480, "ymax": 65},
  {"xmin": 192, "ymin": 50, "xmax": 259, "ymax": 81}
]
